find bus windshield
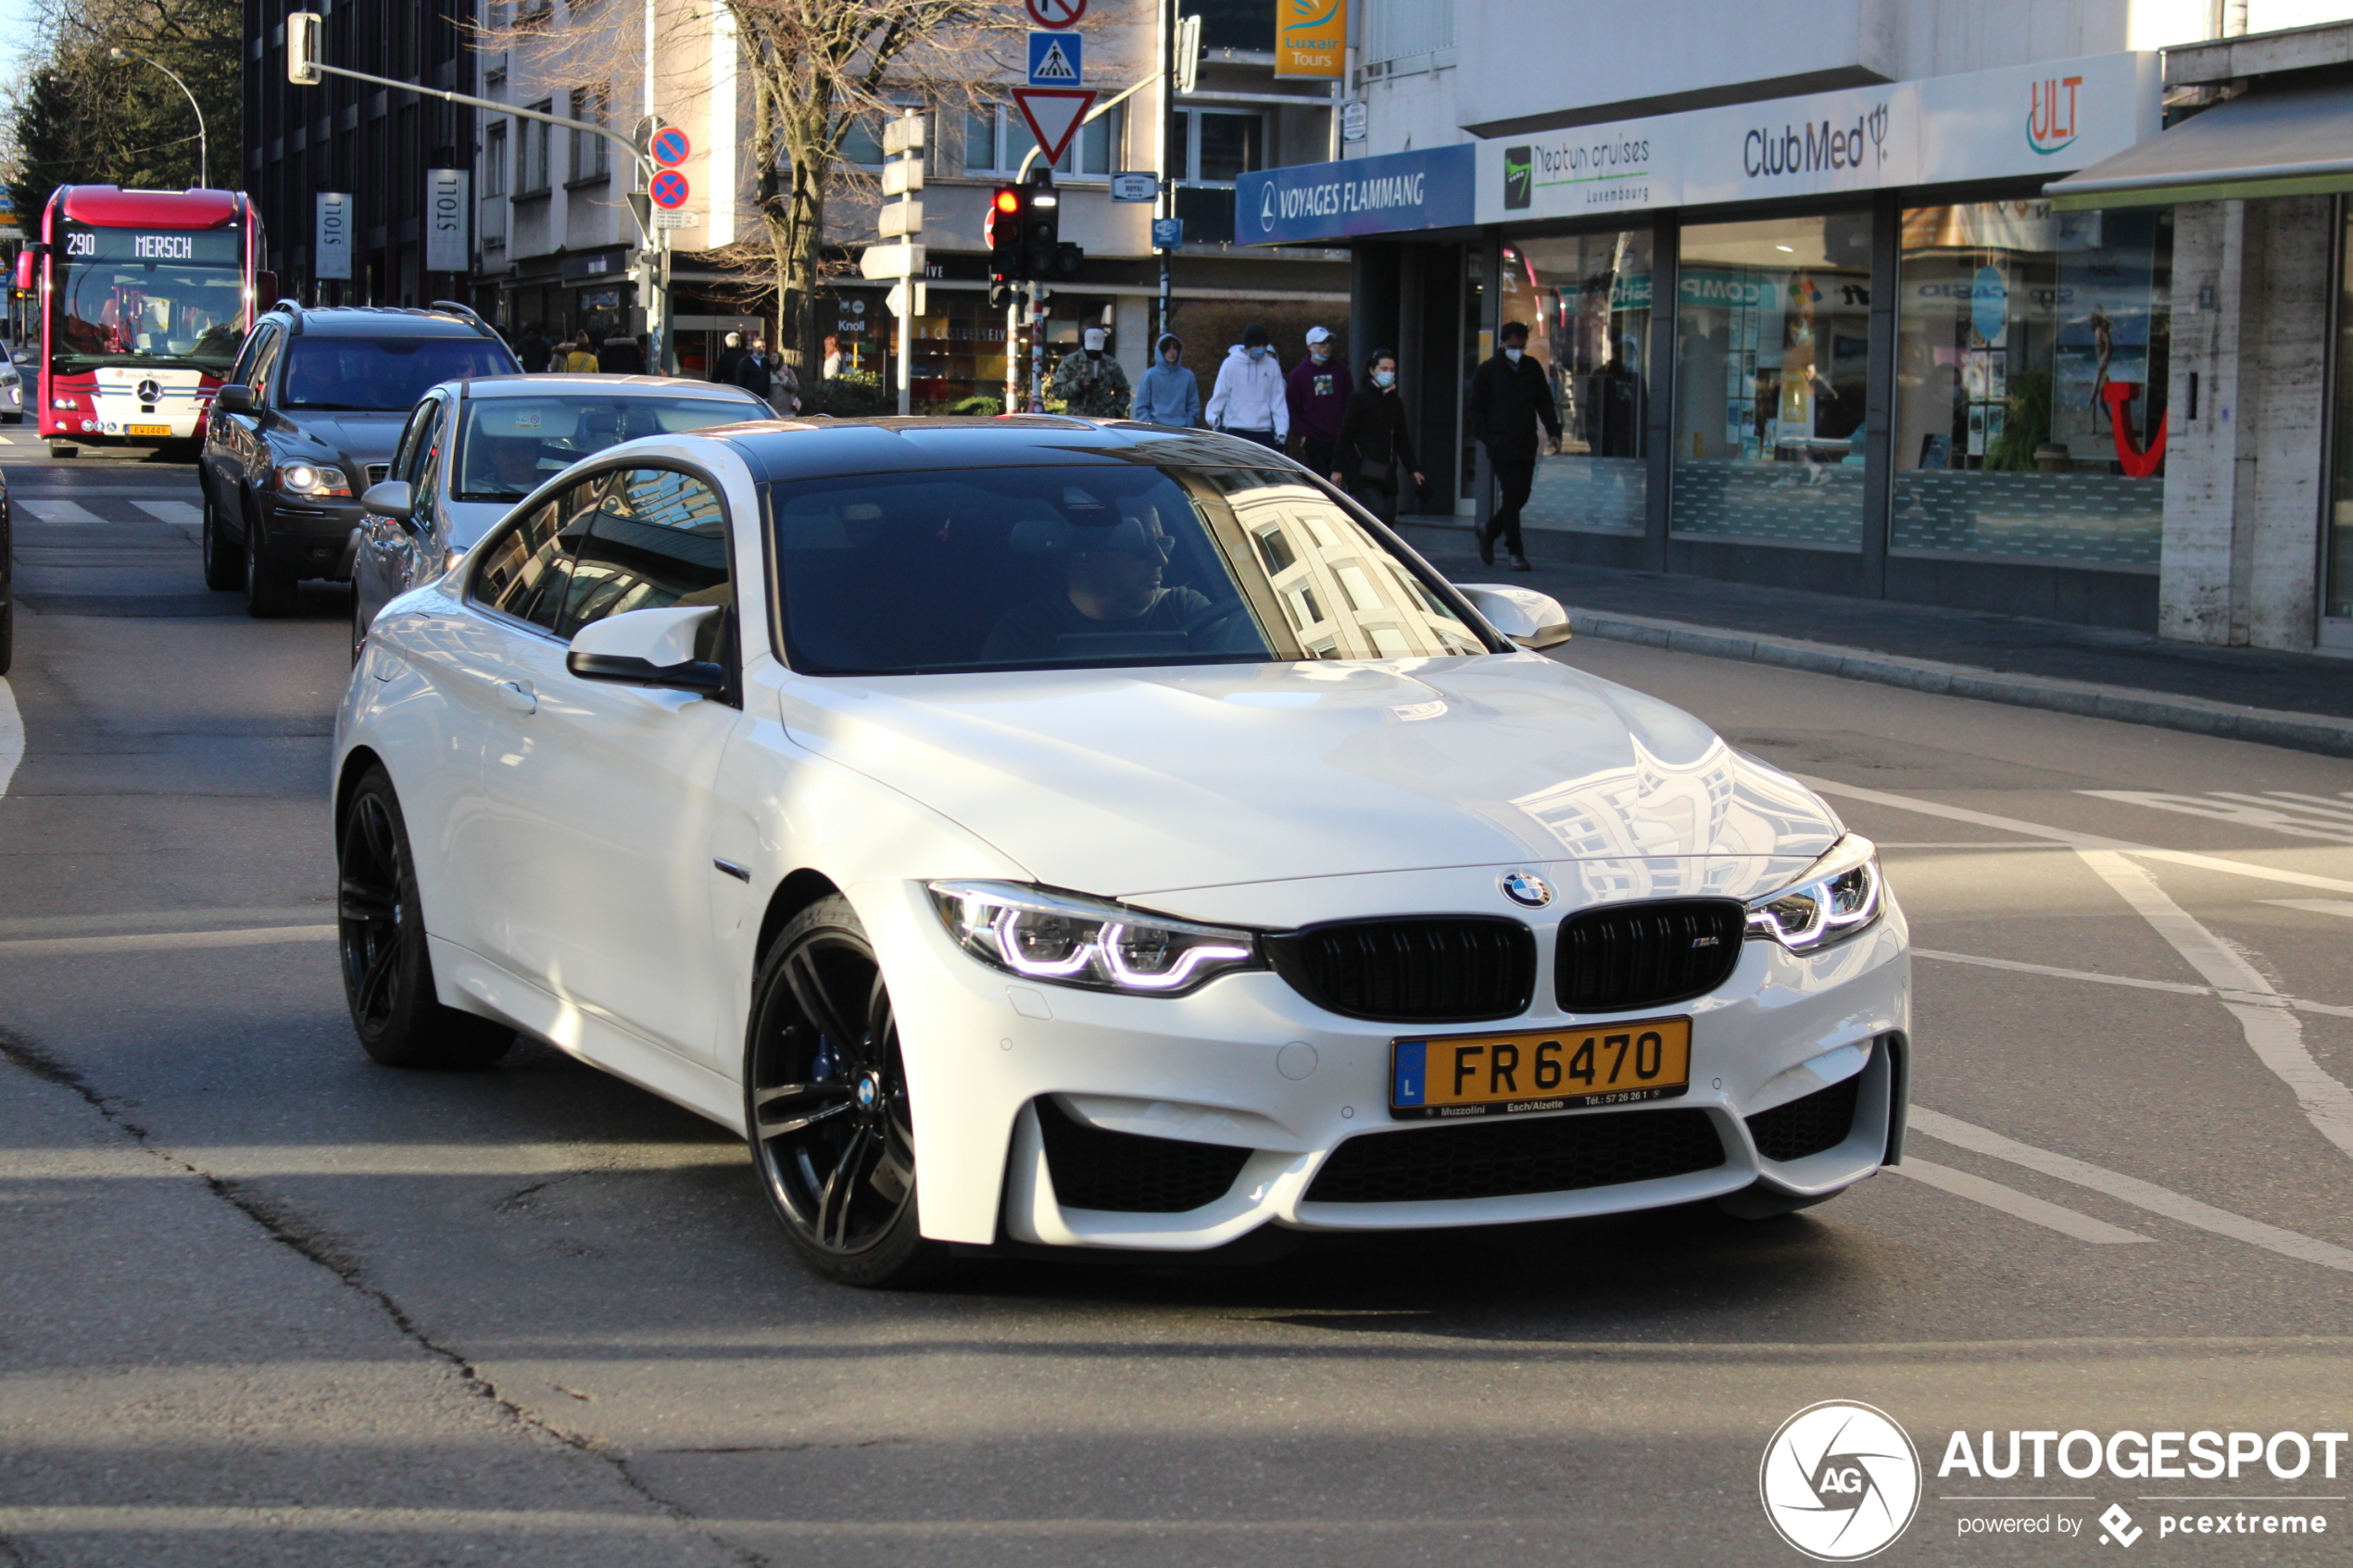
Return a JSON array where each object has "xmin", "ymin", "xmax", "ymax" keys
[{"xmin": 53, "ymin": 222, "xmax": 245, "ymax": 377}]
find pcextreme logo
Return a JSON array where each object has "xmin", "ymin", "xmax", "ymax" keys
[
  {"xmin": 1761, "ymin": 1401, "xmax": 1923, "ymax": 1561},
  {"xmin": 2028, "ymin": 74, "xmax": 2083, "ymax": 155}
]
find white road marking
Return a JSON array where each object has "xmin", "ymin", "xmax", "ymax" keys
[
  {"xmin": 132, "ymin": 498, "xmax": 202, "ymax": 525},
  {"xmin": 2266, "ymin": 898, "xmax": 2353, "ymax": 921},
  {"xmin": 1913, "ymin": 947, "xmax": 2353, "ymax": 1021},
  {"xmin": 0, "ymin": 678, "xmax": 19, "ymax": 800},
  {"xmin": 0, "ymin": 924, "xmax": 335, "ymax": 958},
  {"xmin": 16, "ymin": 499, "xmax": 106, "ymax": 524},
  {"xmin": 1805, "ymin": 776, "xmax": 2353, "ymax": 895},
  {"xmin": 2079, "ymin": 790, "xmax": 2353, "ymax": 846},
  {"xmin": 2075, "ymin": 849, "xmax": 2353, "ymax": 1162},
  {"xmin": 1911, "ymin": 1109, "xmax": 2353, "ymax": 1274},
  {"xmin": 1894, "ymin": 1158, "xmax": 2154, "ymax": 1244}
]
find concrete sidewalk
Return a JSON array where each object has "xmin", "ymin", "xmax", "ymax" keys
[{"xmin": 1399, "ymin": 522, "xmax": 2353, "ymax": 759}]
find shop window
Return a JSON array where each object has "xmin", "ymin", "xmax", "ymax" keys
[
  {"xmin": 1499, "ymin": 232, "xmax": 1651, "ymax": 535},
  {"xmin": 1893, "ymin": 202, "xmax": 2171, "ymax": 568},
  {"xmin": 2333, "ymin": 199, "xmax": 2353, "ymax": 626},
  {"xmin": 1670, "ymin": 213, "xmax": 1872, "ymax": 549}
]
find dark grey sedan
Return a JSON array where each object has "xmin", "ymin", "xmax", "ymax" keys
[{"xmin": 349, "ymin": 374, "xmax": 773, "ymax": 660}]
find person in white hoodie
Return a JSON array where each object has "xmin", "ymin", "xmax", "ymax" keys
[{"xmin": 1204, "ymin": 322, "xmax": 1288, "ymax": 449}]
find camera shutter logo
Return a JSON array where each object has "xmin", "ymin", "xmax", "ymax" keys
[{"xmin": 1759, "ymin": 1400, "xmax": 1920, "ymax": 1561}]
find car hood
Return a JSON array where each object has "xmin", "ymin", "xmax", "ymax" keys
[
  {"xmin": 775, "ymin": 654, "xmax": 1843, "ymax": 901},
  {"xmin": 280, "ymin": 410, "xmax": 409, "ymax": 464}
]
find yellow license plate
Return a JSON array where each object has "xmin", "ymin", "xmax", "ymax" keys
[
  {"xmin": 127, "ymin": 424, "xmax": 171, "ymax": 437},
  {"xmin": 1390, "ymin": 1018, "xmax": 1692, "ymax": 1120}
]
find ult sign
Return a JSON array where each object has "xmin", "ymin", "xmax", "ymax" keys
[{"xmin": 1236, "ymin": 144, "xmax": 1475, "ymax": 245}]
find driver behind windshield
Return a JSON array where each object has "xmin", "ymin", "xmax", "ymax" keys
[
  {"xmin": 981, "ymin": 508, "xmax": 1212, "ymax": 663},
  {"xmin": 474, "ymin": 433, "xmax": 550, "ymax": 498}
]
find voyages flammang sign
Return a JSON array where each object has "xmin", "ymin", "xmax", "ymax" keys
[{"xmin": 1276, "ymin": 0, "xmax": 1344, "ymax": 79}]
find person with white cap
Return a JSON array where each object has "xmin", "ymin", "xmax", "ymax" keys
[
  {"xmin": 1051, "ymin": 325, "xmax": 1132, "ymax": 418},
  {"xmin": 1285, "ymin": 325, "xmax": 1351, "ymax": 477},
  {"xmin": 1205, "ymin": 322, "xmax": 1286, "ymax": 449}
]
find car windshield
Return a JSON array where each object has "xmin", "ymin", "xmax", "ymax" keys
[
  {"xmin": 454, "ymin": 393, "xmax": 761, "ymax": 500},
  {"xmin": 281, "ymin": 338, "xmax": 517, "ymax": 411},
  {"xmin": 769, "ymin": 464, "xmax": 1492, "ymax": 674}
]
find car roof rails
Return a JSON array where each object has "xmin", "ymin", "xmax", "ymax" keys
[
  {"xmin": 429, "ymin": 299, "xmax": 497, "ymax": 336},
  {"xmin": 272, "ymin": 298, "xmax": 308, "ymax": 333}
]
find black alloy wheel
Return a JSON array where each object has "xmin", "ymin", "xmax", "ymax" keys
[
  {"xmin": 336, "ymin": 766, "xmax": 513, "ymax": 1069},
  {"xmin": 200, "ymin": 485, "xmax": 245, "ymax": 592},
  {"xmin": 243, "ymin": 500, "xmax": 296, "ymax": 618},
  {"xmin": 745, "ymin": 896, "xmax": 942, "ymax": 1287}
]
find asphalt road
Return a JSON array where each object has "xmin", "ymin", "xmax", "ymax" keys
[{"xmin": 3, "ymin": 443, "xmax": 2351, "ymax": 1566}]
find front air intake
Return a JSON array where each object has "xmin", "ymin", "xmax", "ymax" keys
[
  {"xmin": 1304, "ymin": 1107, "xmax": 1727, "ymax": 1203},
  {"xmin": 1267, "ymin": 917, "xmax": 1535, "ymax": 1023},
  {"xmin": 1555, "ymin": 898, "xmax": 1746, "ymax": 1013},
  {"xmin": 1035, "ymin": 1097, "xmax": 1250, "ymax": 1213}
]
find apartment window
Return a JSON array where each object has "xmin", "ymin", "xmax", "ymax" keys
[
  {"xmin": 1168, "ymin": 110, "xmax": 1262, "ymax": 184},
  {"xmin": 965, "ymin": 102, "xmax": 1122, "ymax": 177},
  {"xmin": 520, "ymin": 102, "xmax": 551, "ymax": 193},
  {"xmin": 570, "ymin": 85, "xmax": 610, "ymax": 182},
  {"xmin": 484, "ymin": 121, "xmax": 509, "ymax": 196}
]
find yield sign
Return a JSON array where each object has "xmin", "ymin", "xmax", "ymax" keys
[{"xmin": 1012, "ymin": 87, "xmax": 1096, "ymax": 166}]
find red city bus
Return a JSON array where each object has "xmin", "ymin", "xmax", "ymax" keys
[{"xmin": 14, "ymin": 186, "xmax": 272, "ymax": 457}]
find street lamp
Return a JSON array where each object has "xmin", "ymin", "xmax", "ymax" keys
[{"xmin": 109, "ymin": 46, "xmax": 208, "ymax": 189}]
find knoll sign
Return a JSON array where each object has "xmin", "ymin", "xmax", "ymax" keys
[{"xmin": 1478, "ymin": 51, "xmax": 2159, "ymax": 224}]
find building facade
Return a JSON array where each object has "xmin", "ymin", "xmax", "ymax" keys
[{"xmin": 1244, "ymin": 0, "xmax": 2353, "ymax": 653}]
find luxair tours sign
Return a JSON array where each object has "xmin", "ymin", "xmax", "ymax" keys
[{"xmin": 1476, "ymin": 51, "xmax": 2158, "ymax": 225}]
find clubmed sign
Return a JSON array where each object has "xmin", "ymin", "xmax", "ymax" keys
[{"xmin": 1475, "ymin": 51, "xmax": 2159, "ymax": 225}]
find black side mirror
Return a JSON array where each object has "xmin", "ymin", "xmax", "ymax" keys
[
  {"xmin": 565, "ymin": 650, "xmax": 730, "ymax": 695},
  {"xmin": 213, "ymin": 384, "xmax": 254, "ymax": 415}
]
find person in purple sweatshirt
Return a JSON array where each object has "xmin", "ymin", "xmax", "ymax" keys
[{"xmin": 1286, "ymin": 325, "xmax": 1351, "ymax": 479}]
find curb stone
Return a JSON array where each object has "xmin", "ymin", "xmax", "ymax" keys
[{"xmin": 1553, "ymin": 604, "xmax": 2353, "ymax": 760}]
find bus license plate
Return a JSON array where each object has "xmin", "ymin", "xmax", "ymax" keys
[
  {"xmin": 127, "ymin": 424, "xmax": 170, "ymax": 437},
  {"xmin": 1390, "ymin": 1018, "xmax": 1692, "ymax": 1120}
]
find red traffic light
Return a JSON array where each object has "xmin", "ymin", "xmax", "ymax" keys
[{"xmin": 993, "ymin": 188, "xmax": 1022, "ymax": 214}]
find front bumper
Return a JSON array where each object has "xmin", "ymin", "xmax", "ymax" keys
[
  {"xmin": 257, "ymin": 492, "xmax": 363, "ymax": 580},
  {"xmin": 861, "ymin": 872, "xmax": 1912, "ymax": 1250}
]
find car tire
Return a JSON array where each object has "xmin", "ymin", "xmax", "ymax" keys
[
  {"xmin": 200, "ymin": 485, "xmax": 246, "ymax": 592},
  {"xmin": 47, "ymin": 444, "xmax": 76, "ymax": 459},
  {"xmin": 744, "ymin": 895, "xmax": 945, "ymax": 1288},
  {"xmin": 3, "ymin": 412, "xmax": 21, "ymax": 426},
  {"xmin": 336, "ymin": 766, "xmax": 515, "ymax": 1070},
  {"xmin": 0, "ymin": 582, "xmax": 12, "ymax": 678},
  {"xmin": 243, "ymin": 500, "xmax": 297, "ymax": 618}
]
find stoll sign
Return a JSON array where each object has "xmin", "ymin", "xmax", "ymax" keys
[
  {"xmin": 1236, "ymin": 144, "xmax": 1476, "ymax": 245},
  {"xmin": 1475, "ymin": 51, "xmax": 2158, "ymax": 226}
]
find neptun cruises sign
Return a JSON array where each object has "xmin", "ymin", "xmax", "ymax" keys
[{"xmin": 1474, "ymin": 51, "xmax": 2159, "ymax": 225}]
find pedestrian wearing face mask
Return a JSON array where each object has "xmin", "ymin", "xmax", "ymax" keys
[
  {"xmin": 1332, "ymin": 350, "xmax": 1425, "ymax": 526},
  {"xmin": 1132, "ymin": 332, "xmax": 1202, "ymax": 427},
  {"xmin": 1466, "ymin": 320, "xmax": 1561, "ymax": 571},
  {"xmin": 1204, "ymin": 322, "xmax": 1287, "ymax": 449},
  {"xmin": 1286, "ymin": 325, "xmax": 1351, "ymax": 477},
  {"xmin": 1051, "ymin": 325, "xmax": 1132, "ymax": 418}
]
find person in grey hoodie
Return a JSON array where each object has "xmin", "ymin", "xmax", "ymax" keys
[
  {"xmin": 1131, "ymin": 332, "xmax": 1202, "ymax": 427},
  {"xmin": 1204, "ymin": 322, "xmax": 1288, "ymax": 448}
]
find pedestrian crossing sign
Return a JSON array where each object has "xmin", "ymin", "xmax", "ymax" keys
[{"xmin": 1027, "ymin": 31, "xmax": 1083, "ymax": 85}]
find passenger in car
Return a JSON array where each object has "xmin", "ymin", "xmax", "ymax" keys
[{"xmin": 980, "ymin": 513, "xmax": 1214, "ymax": 663}]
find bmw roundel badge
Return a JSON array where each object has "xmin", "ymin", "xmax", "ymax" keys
[{"xmin": 1499, "ymin": 869, "xmax": 1553, "ymax": 909}]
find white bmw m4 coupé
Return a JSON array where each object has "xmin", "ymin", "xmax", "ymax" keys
[{"xmin": 333, "ymin": 418, "xmax": 1910, "ymax": 1286}]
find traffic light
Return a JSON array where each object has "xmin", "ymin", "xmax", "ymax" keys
[
  {"xmin": 1022, "ymin": 170, "xmax": 1061, "ymax": 280},
  {"xmin": 1047, "ymin": 243, "xmax": 1085, "ymax": 282},
  {"xmin": 286, "ymin": 11, "xmax": 322, "ymax": 83},
  {"xmin": 986, "ymin": 185, "xmax": 1024, "ymax": 282}
]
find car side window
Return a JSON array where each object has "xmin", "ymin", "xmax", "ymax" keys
[
  {"xmin": 554, "ymin": 468, "xmax": 732, "ymax": 652},
  {"xmin": 471, "ymin": 473, "xmax": 610, "ymax": 633},
  {"xmin": 247, "ymin": 330, "xmax": 286, "ymax": 404},
  {"xmin": 409, "ymin": 400, "xmax": 450, "ymax": 520},
  {"xmin": 390, "ymin": 399, "xmax": 439, "ymax": 489},
  {"xmin": 226, "ymin": 325, "xmax": 274, "ymax": 388}
]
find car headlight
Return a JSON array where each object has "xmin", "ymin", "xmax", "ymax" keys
[
  {"xmin": 1746, "ymin": 834, "xmax": 1884, "ymax": 951},
  {"xmin": 276, "ymin": 462, "xmax": 352, "ymax": 498},
  {"xmin": 928, "ymin": 881, "xmax": 1264, "ymax": 997}
]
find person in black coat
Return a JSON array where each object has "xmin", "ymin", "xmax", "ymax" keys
[
  {"xmin": 1465, "ymin": 320, "xmax": 1561, "ymax": 571},
  {"xmin": 734, "ymin": 334, "xmax": 774, "ymax": 403},
  {"xmin": 1330, "ymin": 350, "xmax": 1425, "ymax": 526},
  {"xmin": 515, "ymin": 322, "xmax": 551, "ymax": 374}
]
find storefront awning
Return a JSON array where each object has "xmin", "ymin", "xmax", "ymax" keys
[{"xmin": 2045, "ymin": 82, "xmax": 2353, "ymax": 209}]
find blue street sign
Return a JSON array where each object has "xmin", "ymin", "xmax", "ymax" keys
[
  {"xmin": 1234, "ymin": 144, "xmax": 1477, "ymax": 245},
  {"xmin": 1151, "ymin": 217, "xmax": 1184, "ymax": 249},
  {"xmin": 1027, "ymin": 31, "xmax": 1083, "ymax": 85}
]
